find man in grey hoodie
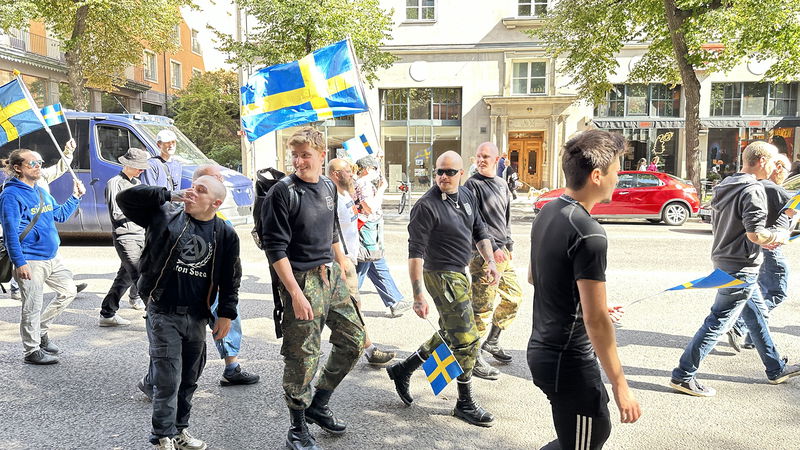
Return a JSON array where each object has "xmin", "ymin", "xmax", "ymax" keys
[{"xmin": 669, "ymin": 141, "xmax": 800, "ymax": 397}]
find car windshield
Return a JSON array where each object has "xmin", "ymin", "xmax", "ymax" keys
[
  {"xmin": 138, "ymin": 123, "xmax": 214, "ymax": 166},
  {"xmin": 783, "ymin": 174, "xmax": 800, "ymax": 191}
]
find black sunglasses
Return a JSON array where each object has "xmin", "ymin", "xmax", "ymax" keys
[{"xmin": 436, "ymin": 168, "xmax": 459, "ymax": 177}]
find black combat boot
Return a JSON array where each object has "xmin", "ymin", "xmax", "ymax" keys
[
  {"xmin": 472, "ymin": 352, "xmax": 500, "ymax": 380},
  {"xmin": 386, "ymin": 350, "xmax": 427, "ymax": 405},
  {"xmin": 481, "ymin": 324, "xmax": 513, "ymax": 363},
  {"xmin": 305, "ymin": 389, "xmax": 346, "ymax": 435},
  {"xmin": 286, "ymin": 408, "xmax": 320, "ymax": 450},
  {"xmin": 453, "ymin": 377, "xmax": 495, "ymax": 427}
]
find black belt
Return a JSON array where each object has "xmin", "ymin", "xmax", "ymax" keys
[{"xmin": 148, "ymin": 303, "xmax": 190, "ymax": 315}]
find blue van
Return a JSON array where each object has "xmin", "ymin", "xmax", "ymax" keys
[{"xmin": 0, "ymin": 112, "xmax": 254, "ymax": 233}]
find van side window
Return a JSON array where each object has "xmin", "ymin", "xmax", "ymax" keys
[
  {"xmin": 0, "ymin": 119, "xmax": 90, "ymax": 170},
  {"xmin": 97, "ymin": 125, "xmax": 147, "ymax": 165}
]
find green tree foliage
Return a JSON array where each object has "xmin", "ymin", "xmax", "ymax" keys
[
  {"xmin": 213, "ymin": 0, "xmax": 396, "ymax": 86},
  {"xmin": 173, "ymin": 70, "xmax": 241, "ymax": 168},
  {"xmin": 530, "ymin": 0, "xmax": 800, "ymax": 189},
  {"xmin": 0, "ymin": 0, "xmax": 192, "ymax": 111}
]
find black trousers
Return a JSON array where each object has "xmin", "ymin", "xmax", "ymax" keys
[
  {"xmin": 100, "ymin": 237, "xmax": 143, "ymax": 318},
  {"xmin": 146, "ymin": 310, "xmax": 207, "ymax": 444}
]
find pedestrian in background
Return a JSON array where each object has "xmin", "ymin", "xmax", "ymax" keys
[
  {"xmin": 637, "ymin": 158, "xmax": 647, "ymax": 171},
  {"xmin": 646, "ymin": 155, "xmax": 660, "ymax": 171},
  {"xmin": 0, "ymin": 149, "xmax": 85, "ymax": 365},
  {"xmin": 140, "ymin": 129, "xmax": 182, "ymax": 191}
]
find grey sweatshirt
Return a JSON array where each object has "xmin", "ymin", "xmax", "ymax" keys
[{"xmin": 710, "ymin": 173, "xmax": 769, "ymax": 273}]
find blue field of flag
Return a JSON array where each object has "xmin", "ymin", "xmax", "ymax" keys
[
  {"xmin": 41, "ymin": 103, "xmax": 66, "ymax": 127},
  {"xmin": 666, "ymin": 268, "xmax": 750, "ymax": 291},
  {"xmin": 422, "ymin": 343, "xmax": 463, "ymax": 396}
]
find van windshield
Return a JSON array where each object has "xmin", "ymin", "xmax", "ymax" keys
[{"xmin": 138, "ymin": 124, "xmax": 214, "ymax": 166}]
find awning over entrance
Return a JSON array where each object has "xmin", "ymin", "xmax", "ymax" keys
[
  {"xmin": 590, "ymin": 118, "xmax": 685, "ymax": 129},
  {"xmin": 591, "ymin": 117, "xmax": 800, "ymax": 129}
]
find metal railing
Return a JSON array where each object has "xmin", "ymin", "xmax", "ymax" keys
[{"xmin": 0, "ymin": 29, "xmax": 66, "ymax": 63}]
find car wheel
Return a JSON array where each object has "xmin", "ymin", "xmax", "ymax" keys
[
  {"xmin": 647, "ymin": 219, "xmax": 661, "ymax": 224},
  {"xmin": 662, "ymin": 202, "xmax": 689, "ymax": 226}
]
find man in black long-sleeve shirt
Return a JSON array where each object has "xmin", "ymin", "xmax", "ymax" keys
[
  {"xmin": 386, "ymin": 150, "xmax": 500, "ymax": 428},
  {"xmin": 464, "ymin": 142, "xmax": 523, "ymax": 380},
  {"xmin": 261, "ymin": 127, "xmax": 365, "ymax": 450}
]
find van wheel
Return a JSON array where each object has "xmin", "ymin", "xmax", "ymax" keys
[{"xmin": 662, "ymin": 203, "xmax": 689, "ymax": 226}]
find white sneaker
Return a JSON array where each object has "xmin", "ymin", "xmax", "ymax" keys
[
  {"xmin": 153, "ymin": 437, "xmax": 176, "ymax": 450},
  {"xmin": 10, "ymin": 289, "xmax": 20, "ymax": 300},
  {"xmin": 173, "ymin": 429, "xmax": 206, "ymax": 450},
  {"xmin": 129, "ymin": 297, "xmax": 146, "ymax": 310},
  {"xmin": 98, "ymin": 315, "xmax": 131, "ymax": 327}
]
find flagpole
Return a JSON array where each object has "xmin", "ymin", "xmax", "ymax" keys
[
  {"xmin": 15, "ymin": 75, "xmax": 78, "ymax": 182},
  {"xmin": 626, "ymin": 291, "xmax": 665, "ymax": 307},
  {"xmin": 345, "ymin": 37, "xmax": 383, "ymax": 160},
  {"xmin": 424, "ymin": 316, "xmax": 448, "ymax": 344}
]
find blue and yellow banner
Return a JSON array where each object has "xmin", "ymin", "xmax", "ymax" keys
[
  {"xmin": 342, "ymin": 133, "xmax": 375, "ymax": 161},
  {"xmin": 666, "ymin": 268, "xmax": 750, "ymax": 291},
  {"xmin": 40, "ymin": 103, "xmax": 66, "ymax": 127},
  {"xmin": 783, "ymin": 190, "xmax": 800, "ymax": 211},
  {"xmin": 422, "ymin": 343, "xmax": 464, "ymax": 396},
  {"xmin": 240, "ymin": 39, "xmax": 368, "ymax": 142},
  {"xmin": 0, "ymin": 79, "xmax": 44, "ymax": 146}
]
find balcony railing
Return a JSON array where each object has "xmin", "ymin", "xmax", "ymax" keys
[{"xmin": 0, "ymin": 29, "xmax": 66, "ymax": 63}]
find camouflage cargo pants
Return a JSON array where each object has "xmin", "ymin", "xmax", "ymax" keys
[
  {"xmin": 419, "ymin": 271, "xmax": 480, "ymax": 378},
  {"xmin": 279, "ymin": 262, "xmax": 366, "ymax": 410},
  {"xmin": 469, "ymin": 249, "xmax": 523, "ymax": 337}
]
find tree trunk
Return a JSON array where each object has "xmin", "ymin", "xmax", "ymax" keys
[
  {"xmin": 663, "ymin": 0, "xmax": 702, "ymax": 192},
  {"xmin": 64, "ymin": 4, "xmax": 90, "ymax": 111}
]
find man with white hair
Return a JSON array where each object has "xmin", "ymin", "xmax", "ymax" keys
[{"xmin": 140, "ymin": 129, "xmax": 182, "ymax": 191}]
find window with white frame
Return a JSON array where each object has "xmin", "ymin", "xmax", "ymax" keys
[
  {"xmin": 511, "ymin": 61, "xmax": 547, "ymax": 95},
  {"xmin": 192, "ymin": 68, "xmax": 202, "ymax": 79},
  {"xmin": 518, "ymin": 0, "xmax": 548, "ymax": 16},
  {"xmin": 406, "ymin": 0, "xmax": 435, "ymax": 21},
  {"xmin": 144, "ymin": 51, "xmax": 157, "ymax": 82},
  {"xmin": 191, "ymin": 29, "xmax": 202, "ymax": 54},
  {"xmin": 170, "ymin": 60, "xmax": 182, "ymax": 89},
  {"xmin": 172, "ymin": 24, "xmax": 180, "ymax": 46},
  {"xmin": 710, "ymin": 82, "xmax": 798, "ymax": 116}
]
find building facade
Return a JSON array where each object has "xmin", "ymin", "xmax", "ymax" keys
[{"xmin": 0, "ymin": 18, "xmax": 205, "ymax": 116}]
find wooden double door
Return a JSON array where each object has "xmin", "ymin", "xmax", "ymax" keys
[{"xmin": 508, "ymin": 131, "xmax": 544, "ymax": 189}]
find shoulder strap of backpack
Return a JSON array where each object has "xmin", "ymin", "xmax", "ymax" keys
[
  {"xmin": 320, "ymin": 175, "xmax": 347, "ymax": 256},
  {"xmin": 20, "ymin": 189, "xmax": 45, "ymax": 242}
]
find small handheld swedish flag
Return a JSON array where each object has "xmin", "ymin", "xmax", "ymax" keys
[
  {"xmin": 783, "ymin": 190, "xmax": 800, "ymax": 211},
  {"xmin": 666, "ymin": 268, "xmax": 750, "ymax": 291},
  {"xmin": 40, "ymin": 103, "xmax": 66, "ymax": 127},
  {"xmin": 0, "ymin": 79, "xmax": 45, "ymax": 146},
  {"xmin": 423, "ymin": 343, "xmax": 463, "ymax": 395},
  {"xmin": 342, "ymin": 134, "xmax": 375, "ymax": 161}
]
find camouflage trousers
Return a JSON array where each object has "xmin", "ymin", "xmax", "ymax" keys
[
  {"xmin": 469, "ymin": 249, "xmax": 523, "ymax": 338},
  {"xmin": 279, "ymin": 262, "xmax": 366, "ymax": 410},
  {"xmin": 418, "ymin": 271, "xmax": 480, "ymax": 378}
]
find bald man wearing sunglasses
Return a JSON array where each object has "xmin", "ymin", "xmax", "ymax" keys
[{"xmin": 387, "ymin": 151, "xmax": 500, "ymax": 427}]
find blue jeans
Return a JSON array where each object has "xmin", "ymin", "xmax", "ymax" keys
[
  {"xmin": 732, "ymin": 248, "xmax": 789, "ymax": 344},
  {"xmin": 356, "ymin": 258, "xmax": 404, "ymax": 307},
  {"xmin": 672, "ymin": 270, "xmax": 785, "ymax": 381},
  {"xmin": 210, "ymin": 297, "xmax": 242, "ymax": 358}
]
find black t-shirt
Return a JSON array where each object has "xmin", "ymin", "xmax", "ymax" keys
[
  {"xmin": 760, "ymin": 180, "xmax": 792, "ymax": 229},
  {"xmin": 263, "ymin": 174, "xmax": 339, "ymax": 271},
  {"xmin": 408, "ymin": 185, "xmax": 491, "ymax": 272},
  {"xmin": 527, "ymin": 195, "xmax": 607, "ymax": 387},
  {"xmin": 161, "ymin": 216, "xmax": 215, "ymax": 315},
  {"xmin": 464, "ymin": 173, "xmax": 514, "ymax": 252}
]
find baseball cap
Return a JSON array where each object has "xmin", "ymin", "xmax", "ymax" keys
[{"xmin": 156, "ymin": 129, "xmax": 177, "ymax": 143}]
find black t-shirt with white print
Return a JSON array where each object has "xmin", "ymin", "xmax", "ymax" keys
[
  {"xmin": 527, "ymin": 195, "xmax": 608, "ymax": 388},
  {"xmin": 161, "ymin": 216, "xmax": 215, "ymax": 316}
]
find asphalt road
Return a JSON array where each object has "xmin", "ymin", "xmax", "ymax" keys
[{"xmin": 1, "ymin": 214, "xmax": 799, "ymax": 449}]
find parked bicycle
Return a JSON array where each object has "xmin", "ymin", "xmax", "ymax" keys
[{"xmin": 397, "ymin": 180, "xmax": 411, "ymax": 214}]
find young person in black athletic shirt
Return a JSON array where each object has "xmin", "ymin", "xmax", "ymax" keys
[{"xmin": 528, "ymin": 130, "xmax": 641, "ymax": 449}]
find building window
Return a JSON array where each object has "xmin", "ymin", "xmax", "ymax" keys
[
  {"xmin": 406, "ymin": 0, "xmax": 435, "ymax": 21},
  {"xmin": 381, "ymin": 90, "xmax": 409, "ymax": 120},
  {"xmin": 710, "ymin": 83, "xmax": 742, "ymax": 116},
  {"xmin": 595, "ymin": 85, "xmax": 625, "ymax": 117},
  {"xmin": 191, "ymin": 29, "xmax": 202, "ymax": 54},
  {"xmin": 172, "ymin": 24, "xmax": 180, "ymax": 46},
  {"xmin": 742, "ymin": 83, "xmax": 767, "ymax": 115},
  {"xmin": 650, "ymin": 84, "xmax": 681, "ymax": 117},
  {"xmin": 518, "ymin": 0, "xmax": 547, "ymax": 16},
  {"xmin": 511, "ymin": 61, "xmax": 547, "ymax": 95},
  {"xmin": 192, "ymin": 68, "xmax": 202, "ymax": 79},
  {"xmin": 101, "ymin": 92, "xmax": 129, "ymax": 113},
  {"xmin": 711, "ymin": 82, "xmax": 798, "ymax": 117},
  {"xmin": 432, "ymin": 88, "xmax": 461, "ymax": 120},
  {"xmin": 170, "ymin": 60, "xmax": 182, "ymax": 89},
  {"xmin": 769, "ymin": 83, "xmax": 798, "ymax": 116},
  {"xmin": 144, "ymin": 51, "xmax": 157, "ymax": 82},
  {"xmin": 380, "ymin": 88, "xmax": 462, "ymax": 121},
  {"xmin": 625, "ymin": 84, "xmax": 648, "ymax": 116}
]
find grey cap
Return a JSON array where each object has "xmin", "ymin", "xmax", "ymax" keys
[
  {"xmin": 356, "ymin": 156, "xmax": 379, "ymax": 170},
  {"xmin": 118, "ymin": 148, "xmax": 151, "ymax": 170}
]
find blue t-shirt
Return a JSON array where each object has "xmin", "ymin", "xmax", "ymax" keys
[{"xmin": 139, "ymin": 156, "xmax": 182, "ymax": 191}]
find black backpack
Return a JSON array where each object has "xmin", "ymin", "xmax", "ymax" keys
[{"xmin": 251, "ymin": 167, "xmax": 343, "ymax": 338}]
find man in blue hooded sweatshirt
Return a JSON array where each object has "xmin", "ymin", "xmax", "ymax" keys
[{"xmin": 0, "ymin": 148, "xmax": 84, "ymax": 365}]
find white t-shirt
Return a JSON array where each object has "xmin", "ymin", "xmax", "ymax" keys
[{"xmin": 336, "ymin": 191, "xmax": 360, "ymax": 262}]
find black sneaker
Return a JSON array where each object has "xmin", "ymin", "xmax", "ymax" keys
[
  {"xmin": 24, "ymin": 349, "xmax": 58, "ymax": 365},
  {"xmin": 726, "ymin": 330, "xmax": 741, "ymax": 353},
  {"xmin": 389, "ymin": 299, "xmax": 412, "ymax": 318},
  {"xmin": 220, "ymin": 365, "xmax": 260, "ymax": 386},
  {"xmin": 75, "ymin": 282, "xmax": 88, "ymax": 294},
  {"xmin": 138, "ymin": 376, "xmax": 153, "ymax": 401},
  {"xmin": 768, "ymin": 361, "xmax": 800, "ymax": 385},
  {"xmin": 40, "ymin": 333, "xmax": 59, "ymax": 354},
  {"xmin": 669, "ymin": 378, "xmax": 716, "ymax": 397}
]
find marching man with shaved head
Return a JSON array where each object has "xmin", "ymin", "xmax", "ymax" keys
[
  {"xmin": 464, "ymin": 142, "xmax": 523, "ymax": 380},
  {"xmin": 118, "ymin": 174, "xmax": 241, "ymax": 450},
  {"xmin": 387, "ymin": 150, "xmax": 500, "ymax": 427}
]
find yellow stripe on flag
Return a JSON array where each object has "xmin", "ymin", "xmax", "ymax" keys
[
  {"xmin": 786, "ymin": 195, "xmax": 800, "ymax": 210},
  {"xmin": 426, "ymin": 351, "xmax": 456, "ymax": 384},
  {"xmin": 717, "ymin": 279, "xmax": 745, "ymax": 289},
  {"xmin": 0, "ymin": 98, "xmax": 31, "ymax": 142},
  {"xmin": 240, "ymin": 68, "xmax": 357, "ymax": 118}
]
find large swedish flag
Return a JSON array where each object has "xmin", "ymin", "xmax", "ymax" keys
[
  {"xmin": 422, "ymin": 343, "xmax": 464, "ymax": 395},
  {"xmin": 666, "ymin": 268, "xmax": 750, "ymax": 291},
  {"xmin": 240, "ymin": 39, "xmax": 368, "ymax": 142},
  {"xmin": 0, "ymin": 79, "xmax": 44, "ymax": 146}
]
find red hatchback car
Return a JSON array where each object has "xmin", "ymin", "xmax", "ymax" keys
[{"xmin": 533, "ymin": 171, "xmax": 701, "ymax": 226}]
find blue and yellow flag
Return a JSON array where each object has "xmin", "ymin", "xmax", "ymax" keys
[
  {"xmin": 240, "ymin": 39, "xmax": 368, "ymax": 142},
  {"xmin": 40, "ymin": 103, "xmax": 66, "ymax": 127},
  {"xmin": 783, "ymin": 190, "xmax": 800, "ymax": 211},
  {"xmin": 666, "ymin": 268, "xmax": 750, "ymax": 291},
  {"xmin": 0, "ymin": 79, "xmax": 44, "ymax": 145},
  {"xmin": 342, "ymin": 134, "xmax": 375, "ymax": 161},
  {"xmin": 422, "ymin": 343, "xmax": 464, "ymax": 396}
]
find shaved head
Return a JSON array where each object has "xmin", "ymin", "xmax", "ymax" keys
[
  {"xmin": 476, "ymin": 142, "xmax": 498, "ymax": 157},
  {"xmin": 327, "ymin": 158, "xmax": 351, "ymax": 174},
  {"xmin": 194, "ymin": 175, "xmax": 227, "ymax": 202},
  {"xmin": 436, "ymin": 151, "xmax": 463, "ymax": 169},
  {"xmin": 193, "ymin": 164, "xmax": 223, "ymax": 182},
  {"xmin": 435, "ymin": 151, "xmax": 463, "ymax": 194},
  {"xmin": 475, "ymin": 142, "xmax": 500, "ymax": 177}
]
